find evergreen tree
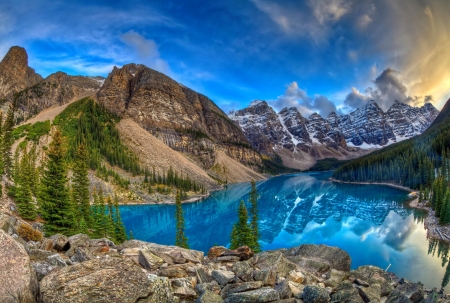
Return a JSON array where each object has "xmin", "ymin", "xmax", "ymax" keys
[
  {"xmin": 2, "ymin": 102, "xmax": 15, "ymax": 177},
  {"xmin": 38, "ymin": 130, "xmax": 76, "ymax": 236},
  {"xmin": 71, "ymin": 143, "xmax": 91, "ymax": 226},
  {"xmin": 248, "ymin": 180, "xmax": 261, "ymax": 252},
  {"xmin": 113, "ymin": 194, "xmax": 127, "ymax": 243},
  {"xmin": 175, "ymin": 190, "xmax": 189, "ymax": 248},
  {"xmin": 15, "ymin": 147, "xmax": 37, "ymax": 220},
  {"xmin": 230, "ymin": 200, "xmax": 255, "ymax": 249}
]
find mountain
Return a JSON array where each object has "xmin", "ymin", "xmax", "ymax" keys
[
  {"xmin": 97, "ymin": 63, "xmax": 262, "ymax": 173},
  {"xmin": 229, "ymin": 99, "xmax": 439, "ymax": 170},
  {"xmin": 0, "ymin": 46, "xmax": 43, "ymax": 101},
  {"xmin": 333, "ymin": 97, "xmax": 450, "ymax": 189}
]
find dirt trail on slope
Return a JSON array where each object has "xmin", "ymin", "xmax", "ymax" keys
[
  {"xmin": 212, "ymin": 150, "xmax": 265, "ymax": 183},
  {"xmin": 116, "ymin": 119, "xmax": 219, "ymax": 189},
  {"xmin": 23, "ymin": 89, "xmax": 98, "ymax": 125}
]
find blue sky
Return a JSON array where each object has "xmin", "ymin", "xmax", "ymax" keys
[{"xmin": 1, "ymin": 0, "xmax": 449, "ymax": 117}]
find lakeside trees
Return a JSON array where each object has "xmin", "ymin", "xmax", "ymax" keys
[
  {"xmin": 175, "ymin": 190, "xmax": 189, "ymax": 248},
  {"xmin": 230, "ymin": 180, "xmax": 261, "ymax": 251}
]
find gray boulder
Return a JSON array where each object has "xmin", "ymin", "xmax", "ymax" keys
[
  {"xmin": 212, "ymin": 270, "xmax": 235, "ymax": 285},
  {"xmin": 330, "ymin": 281, "xmax": 364, "ymax": 303},
  {"xmin": 224, "ymin": 287, "xmax": 280, "ymax": 303},
  {"xmin": 220, "ymin": 281, "xmax": 263, "ymax": 298},
  {"xmin": 39, "ymin": 257, "xmax": 153, "ymax": 303},
  {"xmin": 282, "ymin": 244, "xmax": 351, "ymax": 273},
  {"xmin": 349, "ymin": 266, "xmax": 393, "ymax": 296},
  {"xmin": 302, "ymin": 285, "xmax": 330, "ymax": 303},
  {"xmin": 49, "ymin": 234, "xmax": 69, "ymax": 251},
  {"xmin": 0, "ymin": 229, "xmax": 38, "ymax": 303},
  {"xmin": 196, "ymin": 290, "xmax": 224, "ymax": 303}
]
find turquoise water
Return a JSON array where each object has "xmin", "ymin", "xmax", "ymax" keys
[{"xmin": 120, "ymin": 171, "xmax": 450, "ymax": 291}]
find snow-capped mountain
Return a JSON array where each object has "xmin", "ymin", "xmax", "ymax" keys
[{"xmin": 228, "ymin": 99, "xmax": 439, "ymax": 169}]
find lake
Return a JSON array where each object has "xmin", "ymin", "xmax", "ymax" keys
[{"xmin": 120, "ymin": 171, "xmax": 450, "ymax": 291}]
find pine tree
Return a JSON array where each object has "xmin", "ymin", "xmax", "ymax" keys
[
  {"xmin": 230, "ymin": 200, "xmax": 255, "ymax": 249},
  {"xmin": 113, "ymin": 194, "xmax": 127, "ymax": 243},
  {"xmin": 15, "ymin": 147, "xmax": 37, "ymax": 220},
  {"xmin": 71, "ymin": 143, "xmax": 91, "ymax": 226},
  {"xmin": 175, "ymin": 190, "xmax": 189, "ymax": 248},
  {"xmin": 2, "ymin": 102, "xmax": 15, "ymax": 177},
  {"xmin": 38, "ymin": 130, "xmax": 76, "ymax": 236},
  {"xmin": 248, "ymin": 180, "xmax": 261, "ymax": 252}
]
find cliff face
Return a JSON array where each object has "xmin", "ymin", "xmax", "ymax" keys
[
  {"xmin": 15, "ymin": 72, "xmax": 103, "ymax": 123},
  {"xmin": 97, "ymin": 64, "xmax": 261, "ymax": 170},
  {"xmin": 0, "ymin": 46, "xmax": 43, "ymax": 100}
]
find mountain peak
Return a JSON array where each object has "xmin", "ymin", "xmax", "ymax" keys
[
  {"xmin": 0, "ymin": 46, "xmax": 28, "ymax": 69},
  {"xmin": 249, "ymin": 100, "xmax": 267, "ymax": 107}
]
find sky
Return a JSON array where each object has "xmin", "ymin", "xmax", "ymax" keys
[{"xmin": 1, "ymin": 0, "xmax": 450, "ymax": 117}]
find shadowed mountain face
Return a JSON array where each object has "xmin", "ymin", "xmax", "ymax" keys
[{"xmin": 97, "ymin": 63, "xmax": 261, "ymax": 170}]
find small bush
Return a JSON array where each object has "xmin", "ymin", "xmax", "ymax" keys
[{"xmin": 17, "ymin": 223, "xmax": 43, "ymax": 242}]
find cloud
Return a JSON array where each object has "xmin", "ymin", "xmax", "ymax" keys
[
  {"xmin": 357, "ymin": 14, "xmax": 372, "ymax": 29},
  {"xmin": 344, "ymin": 68, "xmax": 431, "ymax": 111},
  {"xmin": 308, "ymin": 0, "xmax": 352, "ymax": 25},
  {"xmin": 344, "ymin": 87, "xmax": 369, "ymax": 109},
  {"xmin": 272, "ymin": 81, "xmax": 339, "ymax": 117},
  {"xmin": 120, "ymin": 30, "xmax": 171, "ymax": 74}
]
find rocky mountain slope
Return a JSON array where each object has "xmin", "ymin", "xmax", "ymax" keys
[
  {"xmin": 0, "ymin": 46, "xmax": 43, "ymax": 101},
  {"xmin": 97, "ymin": 64, "xmax": 262, "ymax": 172},
  {"xmin": 229, "ymin": 100, "xmax": 439, "ymax": 170},
  {"xmin": 0, "ymin": 46, "xmax": 104, "ymax": 123},
  {"xmin": 0, "ymin": 208, "xmax": 444, "ymax": 303}
]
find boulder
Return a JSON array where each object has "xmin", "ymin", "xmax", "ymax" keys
[
  {"xmin": 39, "ymin": 257, "xmax": 152, "ymax": 303},
  {"xmin": 196, "ymin": 281, "xmax": 220, "ymax": 295},
  {"xmin": 275, "ymin": 280, "xmax": 292, "ymax": 299},
  {"xmin": 196, "ymin": 290, "xmax": 224, "ymax": 303},
  {"xmin": 358, "ymin": 284, "xmax": 381, "ymax": 303},
  {"xmin": 385, "ymin": 290, "xmax": 413, "ymax": 303},
  {"xmin": 40, "ymin": 238, "xmax": 54, "ymax": 251},
  {"xmin": 0, "ymin": 229, "xmax": 38, "ymax": 303},
  {"xmin": 287, "ymin": 281, "xmax": 304, "ymax": 299},
  {"xmin": 255, "ymin": 251, "xmax": 298, "ymax": 278},
  {"xmin": 212, "ymin": 269, "xmax": 235, "ymax": 285},
  {"xmin": 195, "ymin": 265, "xmax": 214, "ymax": 284},
  {"xmin": 424, "ymin": 288, "xmax": 439, "ymax": 303},
  {"xmin": 233, "ymin": 260, "xmax": 254, "ymax": 282},
  {"xmin": 118, "ymin": 240, "xmax": 203, "ymax": 263},
  {"xmin": 65, "ymin": 234, "xmax": 90, "ymax": 257},
  {"xmin": 253, "ymin": 269, "xmax": 276, "ymax": 287},
  {"xmin": 71, "ymin": 247, "xmax": 94, "ymax": 263},
  {"xmin": 139, "ymin": 250, "xmax": 165, "ymax": 271},
  {"xmin": 283, "ymin": 244, "xmax": 351, "ymax": 273},
  {"xmin": 0, "ymin": 211, "xmax": 16, "ymax": 234},
  {"xmin": 49, "ymin": 234, "xmax": 70, "ymax": 251},
  {"xmin": 138, "ymin": 274, "xmax": 179, "ymax": 303},
  {"xmin": 302, "ymin": 285, "xmax": 330, "ymax": 303},
  {"xmin": 395, "ymin": 283, "xmax": 425, "ymax": 303},
  {"xmin": 349, "ymin": 266, "xmax": 393, "ymax": 296},
  {"xmin": 286, "ymin": 270, "xmax": 305, "ymax": 284},
  {"xmin": 324, "ymin": 269, "xmax": 347, "ymax": 288},
  {"xmin": 224, "ymin": 287, "xmax": 280, "ymax": 303},
  {"xmin": 170, "ymin": 277, "xmax": 197, "ymax": 299},
  {"xmin": 330, "ymin": 281, "xmax": 364, "ymax": 303},
  {"xmin": 208, "ymin": 245, "xmax": 254, "ymax": 261},
  {"xmin": 220, "ymin": 281, "xmax": 263, "ymax": 298},
  {"xmin": 159, "ymin": 264, "xmax": 189, "ymax": 278}
]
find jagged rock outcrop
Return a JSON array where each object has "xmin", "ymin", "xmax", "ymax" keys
[
  {"xmin": 229, "ymin": 99, "xmax": 439, "ymax": 169},
  {"xmin": 97, "ymin": 64, "xmax": 261, "ymax": 170},
  {"xmin": 14, "ymin": 71, "xmax": 103, "ymax": 122},
  {"xmin": 0, "ymin": 46, "xmax": 43, "ymax": 100}
]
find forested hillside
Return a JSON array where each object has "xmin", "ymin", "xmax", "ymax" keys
[{"xmin": 333, "ymin": 98, "xmax": 450, "ymax": 190}]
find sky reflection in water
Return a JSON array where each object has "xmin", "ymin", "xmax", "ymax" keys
[{"xmin": 120, "ymin": 171, "xmax": 450, "ymax": 291}]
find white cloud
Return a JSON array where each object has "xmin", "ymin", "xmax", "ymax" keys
[
  {"xmin": 357, "ymin": 14, "xmax": 372, "ymax": 29},
  {"xmin": 308, "ymin": 0, "xmax": 352, "ymax": 25},
  {"xmin": 272, "ymin": 81, "xmax": 339, "ymax": 117}
]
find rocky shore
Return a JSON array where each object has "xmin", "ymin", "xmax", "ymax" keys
[{"xmin": 0, "ymin": 211, "xmax": 448, "ymax": 303}]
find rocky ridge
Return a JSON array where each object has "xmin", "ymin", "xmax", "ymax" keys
[
  {"xmin": 97, "ymin": 63, "xmax": 262, "ymax": 174},
  {"xmin": 0, "ymin": 209, "xmax": 446, "ymax": 303},
  {"xmin": 0, "ymin": 46, "xmax": 43, "ymax": 101},
  {"xmin": 229, "ymin": 100, "xmax": 439, "ymax": 169}
]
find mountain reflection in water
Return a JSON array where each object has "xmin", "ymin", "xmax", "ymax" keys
[{"xmin": 120, "ymin": 171, "xmax": 450, "ymax": 291}]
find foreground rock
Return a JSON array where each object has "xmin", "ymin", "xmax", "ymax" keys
[
  {"xmin": 0, "ymin": 229, "xmax": 38, "ymax": 303},
  {"xmin": 39, "ymin": 257, "xmax": 177, "ymax": 303}
]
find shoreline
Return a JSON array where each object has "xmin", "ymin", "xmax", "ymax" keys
[
  {"xmin": 329, "ymin": 178, "xmax": 415, "ymax": 193},
  {"xmin": 330, "ymin": 178, "xmax": 450, "ymax": 244}
]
